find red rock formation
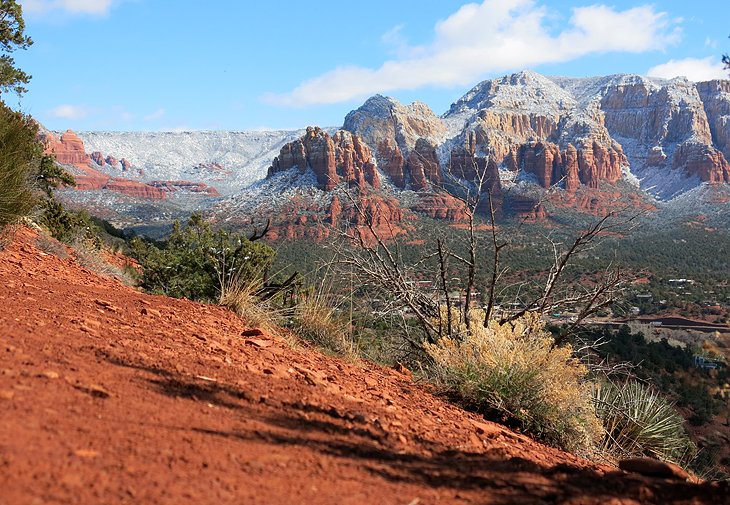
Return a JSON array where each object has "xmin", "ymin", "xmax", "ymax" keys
[
  {"xmin": 562, "ymin": 144, "xmax": 580, "ymax": 193},
  {"xmin": 449, "ymin": 132, "xmax": 502, "ymax": 196},
  {"xmin": 106, "ymin": 155, "xmax": 119, "ymax": 167},
  {"xmin": 268, "ymin": 127, "xmax": 380, "ymax": 191},
  {"xmin": 90, "ymin": 151, "xmax": 105, "ymax": 166},
  {"xmin": 120, "ymin": 158, "xmax": 132, "ymax": 172},
  {"xmin": 148, "ymin": 181, "xmax": 220, "ymax": 196},
  {"xmin": 104, "ymin": 179, "xmax": 168, "ymax": 199},
  {"xmin": 264, "ymin": 193, "xmax": 408, "ymax": 243},
  {"xmin": 520, "ymin": 141, "xmax": 560, "ymax": 188},
  {"xmin": 42, "ymin": 130, "xmax": 90, "ymax": 166},
  {"xmin": 333, "ymin": 130, "xmax": 379, "ymax": 189},
  {"xmin": 329, "ymin": 195, "xmax": 341, "ymax": 226},
  {"xmin": 410, "ymin": 193, "xmax": 468, "ymax": 221},
  {"xmin": 672, "ymin": 142, "xmax": 730, "ymax": 184},
  {"xmin": 510, "ymin": 195, "xmax": 548, "ymax": 221},
  {"xmin": 376, "ymin": 139, "xmax": 406, "ymax": 188},
  {"xmin": 576, "ymin": 141, "xmax": 624, "ymax": 188},
  {"xmin": 516, "ymin": 140, "xmax": 623, "ymax": 191},
  {"xmin": 344, "ymin": 95, "xmax": 446, "ymax": 190},
  {"xmin": 69, "ymin": 163, "xmax": 167, "ymax": 200},
  {"xmin": 406, "ymin": 139, "xmax": 441, "ymax": 190}
]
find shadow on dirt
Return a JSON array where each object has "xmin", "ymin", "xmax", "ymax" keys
[{"xmin": 104, "ymin": 352, "xmax": 728, "ymax": 504}]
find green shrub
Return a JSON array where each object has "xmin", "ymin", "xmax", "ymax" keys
[
  {"xmin": 0, "ymin": 103, "xmax": 40, "ymax": 228},
  {"xmin": 131, "ymin": 213, "xmax": 275, "ymax": 303},
  {"xmin": 592, "ymin": 380, "xmax": 696, "ymax": 465},
  {"xmin": 425, "ymin": 311, "xmax": 602, "ymax": 454},
  {"xmin": 39, "ymin": 198, "xmax": 98, "ymax": 244}
]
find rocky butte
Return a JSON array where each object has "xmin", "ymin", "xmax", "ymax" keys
[{"xmin": 46, "ymin": 71, "xmax": 730, "ymax": 232}]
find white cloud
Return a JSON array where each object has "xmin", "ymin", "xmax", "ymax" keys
[
  {"xmin": 647, "ymin": 57, "xmax": 726, "ymax": 82},
  {"xmin": 21, "ymin": 0, "xmax": 114, "ymax": 16},
  {"xmin": 264, "ymin": 0, "xmax": 681, "ymax": 107},
  {"xmin": 704, "ymin": 37, "xmax": 718, "ymax": 49},
  {"xmin": 49, "ymin": 104, "xmax": 89, "ymax": 120},
  {"xmin": 143, "ymin": 108, "xmax": 165, "ymax": 122}
]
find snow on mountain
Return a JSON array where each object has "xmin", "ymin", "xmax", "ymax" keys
[{"xmin": 76, "ymin": 130, "xmax": 305, "ymax": 195}]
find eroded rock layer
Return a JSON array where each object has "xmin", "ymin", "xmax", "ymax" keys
[{"xmin": 268, "ymin": 127, "xmax": 379, "ymax": 191}]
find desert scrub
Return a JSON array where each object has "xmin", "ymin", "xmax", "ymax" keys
[
  {"xmin": 131, "ymin": 213, "xmax": 275, "ymax": 302},
  {"xmin": 592, "ymin": 380, "xmax": 696, "ymax": 466},
  {"xmin": 425, "ymin": 311, "xmax": 602, "ymax": 454},
  {"xmin": 0, "ymin": 105, "xmax": 40, "ymax": 228},
  {"xmin": 289, "ymin": 283, "xmax": 356, "ymax": 358}
]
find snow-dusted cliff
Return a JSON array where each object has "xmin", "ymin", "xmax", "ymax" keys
[{"xmin": 75, "ymin": 130, "xmax": 305, "ymax": 194}]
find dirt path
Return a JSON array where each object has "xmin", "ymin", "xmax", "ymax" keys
[{"xmin": 0, "ymin": 227, "xmax": 726, "ymax": 504}]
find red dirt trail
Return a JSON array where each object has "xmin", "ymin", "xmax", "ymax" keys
[{"xmin": 0, "ymin": 227, "xmax": 727, "ymax": 505}]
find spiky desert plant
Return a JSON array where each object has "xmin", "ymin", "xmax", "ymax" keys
[
  {"xmin": 425, "ymin": 310, "xmax": 602, "ymax": 454},
  {"xmin": 592, "ymin": 380, "xmax": 696, "ymax": 465}
]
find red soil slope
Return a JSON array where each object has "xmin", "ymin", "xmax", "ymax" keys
[{"xmin": 0, "ymin": 227, "xmax": 727, "ymax": 505}]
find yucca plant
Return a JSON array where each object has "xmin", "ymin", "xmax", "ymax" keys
[{"xmin": 592, "ymin": 380, "xmax": 696, "ymax": 465}]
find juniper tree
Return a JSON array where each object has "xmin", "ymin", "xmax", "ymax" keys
[{"xmin": 0, "ymin": 0, "xmax": 32, "ymax": 96}]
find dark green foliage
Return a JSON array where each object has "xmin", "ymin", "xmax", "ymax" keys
[
  {"xmin": 0, "ymin": 1, "xmax": 32, "ymax": 95},
  {"xmin": 579, "ymin": 326, "xmax": 722, "ymax": 427},
  {"xmin": 131, "ymin": 213, "xmax": 275, "ymax": 302},
  {"xmin": 39, "ymin": 197, "xmax": 98, "ymax": 244},
  {"xmin": 36, "ymin": 154, "xmax": 74, "ymax": 196},
  {"xmin": 0, "ymin": 102, "xmax": 39, "ymax": 228}
]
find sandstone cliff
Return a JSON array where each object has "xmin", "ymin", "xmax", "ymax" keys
[
  {"xmin": 41, "ymin": 130, "xmax": 90, "ymax": 166},
  {"xmin": 344, "ymin": 95, "xmax": 445, "ymax": 190},
  {"xmin": 597, "ymin": 75, "xmax": 730, "ymax": 193},
  {"xmin": 268, "ymin": 127, "xmax": 379, "ymax": 191}
]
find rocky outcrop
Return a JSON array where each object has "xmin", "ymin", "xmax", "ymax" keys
[
  {"xmin": 672, "ymin": 141, "xmax": 730, "ymax": 183},
  {"xmin": 375, "ymin": 139, "xmax": 406, "ymax": 188},
  {"xmin": 516, "ymin": 138, "xmax": 624, "ymax": 192},
  {"xmin": 90, "ymin": 151, "xmax": 105, "ymax": 166},
  {"xmin": 268, "ymin": 127, "xmax": 378, "ymax": 191},
  {"xmin": 441, "ymin": 71, "xmax": 730, "ymax": 200},
  {"xmin": 148, "ymin": 181, "xmax": 221, "ymax": 196},
  {"xmin": 42, "ymin": 130, "xmax": 90, "ymax": 166},
  {"xmin": 562, "ymin": 144, "xmax": 581, "ymax": 193},
  {"xmin": 344, "ymin": 95, "xmax": 446, "ymax": 189},
  {"xmin": 598, "ymin": 75, "xmax": 729, "ymax": 192},
  {"xmin": 103, "ymin": 179, "xmax": 167, "ymax": 199},
  {"xmin": 41, "ymin": 129, "xmax": 168, "ymax": 200},
  {"xmin": 697, "ymin": 80, "xmax": 730, "ymax": 162},
  {"xmin": 264, "ymin": 193, "xmax": 408, "ymax": 243},
  {"xmin": 410, "ymin": 193, "xmax": 469, "ymax": 221}
]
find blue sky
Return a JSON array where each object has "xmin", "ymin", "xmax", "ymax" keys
[{"xmin": 12, "ymin": 0, "xmax": 729, "ymax": 132}]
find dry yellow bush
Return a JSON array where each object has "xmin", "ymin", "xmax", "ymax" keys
[{"xmin": 425, "ymin": 310, "xmax": 602, "ymax": 454}]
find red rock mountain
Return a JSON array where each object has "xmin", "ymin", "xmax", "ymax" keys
[
  {"xmin": 40, "ymin": 129, "xmax": 224, "ymax": 201},
  {"xmin": 43, "ymin": 71, "xmax": 730, "ymax": 235},
  {"xmin": 268, "ymin": 127, "xmax": 379, "ymax": 191}
]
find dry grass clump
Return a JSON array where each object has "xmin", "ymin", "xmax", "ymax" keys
[
  {"xmin": 70, "ymin": 236, "xmax": 138, "ymax": 286},
  {"xmin": 219, "ymin": 277, "xmax": 283, "ymax": 338},
  {"xmin": 425, "ymin": 310, "xmax": 602, "ymax": 454},
  {"xmin": 593, "ymin": 380, "xmax": 696, "ymax": 465},
  {"xmin": 289, "ymin": 287, "xmax": 356, "ymax": 358}
]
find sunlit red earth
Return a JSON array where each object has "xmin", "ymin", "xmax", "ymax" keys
[{"xmin": 1, "ymin": 227, "xmax": 727, "ymax": 504}]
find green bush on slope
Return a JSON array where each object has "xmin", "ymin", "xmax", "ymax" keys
[
  {"xmin": 0, "ymin": 104, "xmax": 40, "ymax": 229},
  {"xmin": 131, "ymin": 213, "xmax": 275, "ymax": 303}
]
